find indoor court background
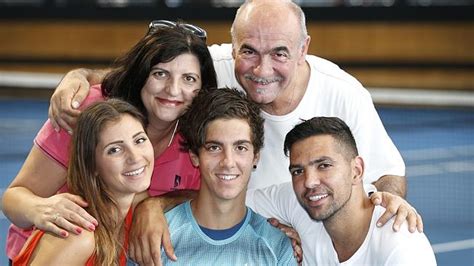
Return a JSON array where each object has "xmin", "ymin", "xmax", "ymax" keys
[{"xmin": 0, "ymin": 1, "xmax": 473, "ymax": 265}]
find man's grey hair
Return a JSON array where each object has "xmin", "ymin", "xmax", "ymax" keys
[{"xmin": 230, "ymin": 0, "xmax": 308, "ymax": 46}]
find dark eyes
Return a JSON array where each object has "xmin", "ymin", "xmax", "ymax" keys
[
  {"xmin": 107, "ymin": 146, "xmax": 122, "ymax": 155},
  {"xmin": 153, "ymin": 70, "xmax": 167, "ymax": 79},
  {"xmin": 204, "ymin": 145, "xmax": 249, "ymax": 152},
  {"xmin": 290, "ymin": 163, "xmax": 332, "ymax": 176},
  {"xmin": 106, "ymin": 136, "xmax": 148, "ymax": 155},
  {"xmin": 184, "ymin": 75, "xmax": 197, "ymax": 83},
  {"xmin": 290, "ymin": 168, "xmax": 304, "ymax": 177},
  {"xmin": 205, "ymin": 145, "xmax": 220, "ymax": 152},
  {"xmin": 136, "ymin": 136, "xmax": 148, "ymax": 144},
  {"xmin": 319, "ymin": 163, "xmax": 332, "ymax": 169},
  {"xmin": 237, "ymin": 145, "xmax": 249, "ymax": 152}
]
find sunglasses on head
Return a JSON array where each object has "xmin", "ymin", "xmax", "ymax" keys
[{"xmin": 148, "ymin": 20, "xmax": 207, "ymax": 42}]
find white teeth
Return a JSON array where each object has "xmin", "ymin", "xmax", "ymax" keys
[
  {"xmin": 309, "ymin": 194, "xmax": 328, "ymax": 201},
  {"xmin": 124, "ymin": 167, "xmax": 145, "ymax": 176},
  {"xmin": 219, "ymin": 175, "xmax": 238, "ymax": 181}
]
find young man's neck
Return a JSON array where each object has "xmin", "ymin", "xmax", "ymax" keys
[
  {"xmin": 190, "ymin": 192, "xmax": 247, "ymax": 230},
  {"xmin": 323, "ymin": 189, "xmax": 374, "ymax": 263}
]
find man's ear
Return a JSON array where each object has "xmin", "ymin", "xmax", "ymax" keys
[
  {"xmin": 298, "ymin": 35, "xmax": 311, "ymax": 65},
  {"xmin": 190, "ymin": 151, "xmax": 200, "ymax": 167},
  {"xmin": 352, "ymin": 156, "xmax": 365, "ymax": 184},
  {"xmin": 232, "ymin": 45, "xmax": 237, "ymax": 60},
  {"xmin": 253, "ymin": 152, "xmax": 260, "ymax": 166}
]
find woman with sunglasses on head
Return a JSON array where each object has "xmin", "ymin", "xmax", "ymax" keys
[
  {"xmin": 13, "ymin": 99, "xmax": 154, "ymax": 266},
  {"xmin": 2, "ymin": 21, "xmax": 217, "ymax": 264}
]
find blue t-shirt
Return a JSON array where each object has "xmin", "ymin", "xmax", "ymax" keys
[{"xmin": 162, "ymin": 201, "xmax": 296, "ymax": 265}]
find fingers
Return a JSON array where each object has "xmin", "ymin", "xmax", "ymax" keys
[
  {"xmin": 56, "ymin": 109, "xmax": 80, "ymax": 134},
  {"xmin": 415, "ymin": 210, "xmax": 424, "ymax": 233},
  {"xmin": 71, "ymin": 83, "xmax": 89, "ymax": 110},
  {"xmin": 48, "ymin": 106, "xmax": 60, "ymax": 133},
  {"xmin": 391, "ymin": 206, "xmax": 408, "ymax": 232},
  {"xmin": 128, "ymin": 203, "xmax": 169, "ymax": 266},
  {"xmin": 60, "ymin": 194, "xmax": 98, "ymax": 230},
  {"xmin": 49, "ymin": 70, "xmax": 89, "ymax": 133},
  {"xmin": 138, "ymin": 234, "xmax": 154, "ymax": 266},
  {"xmin": 376, "ymin": 203, "xmax": 397, "ymax": 229},
  {"xmin": 162, "ymin": 229, "xmax": 177, "ymax": 262},
  {"xmin": 49, "ymin": 95, "xmax": 81, "ymax": 134},
  {"xmin": 281, "ymin": 227, "xmax": 301, "ymax": 244},
  {"xmin": 293, "ymin": 239, "xmax": 303, "ymax": 264},
  {"xmin": 373, "ymin": 191, "xmax": 424, "ymax": 233},
  {"xmin": 407, "ymin": 208, "xmax": 423, "ymax": 233},
  {"xmin": 267, "ymin": 217, "xmax": 280, "ymax": 227},
  {"xmin": 267, "ymin": 217, "xmax": 302, "ymax": 263},
  {"xmin": 128, "ymin": 237, "xmax": 139, "ymax": 265},
  {"xmin": 44, "ymin": 213, "xmax": 69, "ymax": 238},
  {"xmin": 49, "ymin": 214, "xmax": 77, "ymax": 236},
  {"xmin": 36, "ymin": 193, "xmax": 97, "ymax": 237},
  {"xmin": 369, "ymin": 191, "xmax": 383, "ymax": 206}
]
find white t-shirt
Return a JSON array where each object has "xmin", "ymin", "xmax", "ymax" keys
[
  {"xmin": 209, "ymin": 44, "xmax": 405, "ymax": 189},
  {"xmin": 246, "ymin": 182, "xmax": 437, "ymax": 266}
]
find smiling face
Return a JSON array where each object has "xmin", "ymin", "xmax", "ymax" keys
[
  {"xmin": 289, "ymin": 135, "xmax": 362, "ymax": 222},
  {"xmin": 94, "ymin": 114, "xmax": 154, "ymax": 199},
  {"xmin": 141, "ymin": 53, "xmax": 202, "ymax": 125},
  {"xmin": 190, "ymin": 118, "xmax": 259, "ymax": 202},
  {"xmin": 232, "ymin": 3, "xmax": 308, "ymax": 106}
]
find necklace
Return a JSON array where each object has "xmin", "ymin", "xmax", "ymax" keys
[{"xmin": 167, "ymin": 120, "xmax": 179, "ymax": 147}]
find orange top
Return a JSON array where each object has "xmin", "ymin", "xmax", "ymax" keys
[{"xmin": 13, "ymin": 207, "xmax": 133, "ymax": 266}]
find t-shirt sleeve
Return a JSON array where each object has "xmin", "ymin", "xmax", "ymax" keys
[
  {"xmin": 384, "ymin": 236, "xmax": 437, "ymax": 266},
  {"xmin": 34, "ymin": 85, "xmax": 105, "ymax": 168},
  {"xmin": 246, "ymin": 182, "xmax": 297, "ymax": 226},
  {"xmin": 35, "ymin": 120, "xmax": 72, "ymax": 168},
  {"xmin": 347, "ymin": 88, "xmax": 406, "ymax": 183},
  {"xmin": 208, "ymin": 43, "xmax": 243, "ymax": 91}
]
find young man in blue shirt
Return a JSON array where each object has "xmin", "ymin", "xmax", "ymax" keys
[{"xmin": 160, "ymin": 88, "xmax": 296, "ymax": 265}]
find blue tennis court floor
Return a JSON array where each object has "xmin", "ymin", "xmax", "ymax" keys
[{"xmin": 0, "ymin": 99, "xmax": 473, "ymax": 265}]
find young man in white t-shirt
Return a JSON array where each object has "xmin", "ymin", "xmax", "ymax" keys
[{"xmin": 247, "ymin": 117, "xmax": 436, "ymax": 265}]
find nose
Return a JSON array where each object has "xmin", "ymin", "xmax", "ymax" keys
[
  {"xmin": 220, "ymin": 149, "xmax": 236, "ymax": 169},
  {"xmin": 126, "ymin": 147, "xmax": 140, "ymax": 164},
  {"xmin": 165, "ymin": 77, "xmax": 180, "ymax": 96},
  {"xmin": 304, "ymin": 168, "xmax": 321, "ymax": 189},
  {"xmin": 253, "ymin": 55, "xmax": 273, "ymax": 77}
]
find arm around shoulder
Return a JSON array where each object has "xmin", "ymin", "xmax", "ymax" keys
[
  {"xmin": 2, "ymin": 145, "xmax": 68, "ymax": 228},
  {"xmin": 49, "ymin": 67, "xmax": 111, "ymax": 132},
  {"xmin": 373, "ymin": 174, "xmax": 407, "ymax": 198}
]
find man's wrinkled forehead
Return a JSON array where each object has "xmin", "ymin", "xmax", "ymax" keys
[{"xmin": 233, "ymin": 4, "xmax": 301, "ymax": 44}]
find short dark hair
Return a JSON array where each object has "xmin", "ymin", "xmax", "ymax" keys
[
  {"xmin": 101, "ymin": 22, "xmax": 217, "ymax": 117},
  {"xmin": 180, "ymin": 88, "xmax": 264, "ymax": 155},
  {"xmin": 284, "ymin": 117, "xmax": 358, "ymax": 159}
]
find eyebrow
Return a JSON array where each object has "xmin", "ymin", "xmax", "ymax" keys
[
  {"xmin": 151, "ymin": 66, "xmax": 200, "ymax": 78},
  {"xmin": 239, "ymin": 44, "xmax": 257, "ymax": 52},
  {"xmin": 151, "ymin": 66, "xmax": 166, "ymax": 71},
  {"xmin": 240, "ymin": 43, "xmax": 290, "ymax": 54},
  {"xmin": 204, "ymin": 139, "xmax": 252, "ymax": 146},
  {"xmin": 288, "ymin": 156, "xmax": 333, "ymax": 170},
  {"xmin": 271, "ymin": 46, "xmax": 290, "ymax": 54},
  {"xmin": 103, "ymin": 131, "xmax": 146, "ymax": 148}
]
